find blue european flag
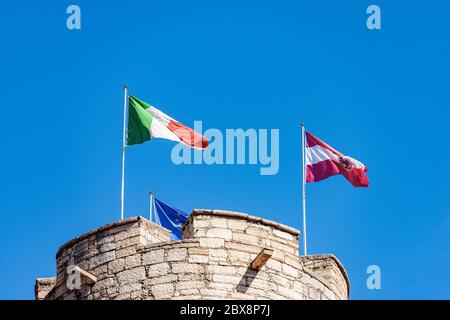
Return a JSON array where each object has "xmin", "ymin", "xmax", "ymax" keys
[{"xmin": 153, "ymin": 197, "xmax": 190, "ymax": 240}]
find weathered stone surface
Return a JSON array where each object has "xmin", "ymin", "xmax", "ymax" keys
[
  {"xmin": 212, "ymin": 274, "xmax": 241, "ymax": 284},
  {"xmin": 209, "ymin": 249, "xmax": 227, "ymax": 261},
  {"xmin": 199, "ymin": 237, "xmax": 224, "ymax": 248},
  {"xmin": 152, "ymin": 283, "xmax": 174, "ymax": 299},
  {"xmin": 206, "ymin": 228, "xmax": 232, "ymax": 240},
  {"xmin": 124, "ymin": 255, "xmax": 141, "ymax": 269},
  {"xmin": 108, "ymin": 258, "xmax": 125, "ymax": 274},
  {"xmin": 273, "ymin": 229, "xmax": 294, "ymax": 241},
  {"xmin": 119, "ymin": 282, "xmax": 142, "ymax": 295},
  {"xmin": 144, "ymin": 274, "xmax": 177, "ymax": 286},
  {"xmin": 146, "ymin": 263, "xmax": 170, "ymax": 278},
  {"xmin": 35, "ymin": 278, "xmax": 56, "ymax": 300},
  {"xmin": 266, "ymin": 258, "xmax": 283, "ymax": 272},
  {"xmin": 41, "ymin": 213, "xmax": 348, "ymax": 301},
  {"xmin": 171, "ymin": 263, "xmax": 203, "ymax": 274},
  {"xmin": 142, "ymin": 249, "xmax": 164, "ymax": 265},
  {"xmin": 227, "ymin": 219, "xmax": 248, "ymax": 231},
  {"xmin": 206, "ymin": 265, "xmax": 237, "ymax": 275},
  {"xmin": 188, "ymin": 255, "xmax": 209, "ymax": 264},
  {"xmin": 175, "ymin": 281, "xmax": 205, "ymax": 290},
  {"xmin": 99, "ymin": 242, "xmax": 116, "ymax": 253},
  {"xmin": 116, "ymin": 245, "xmax": 137, "ymax": 259},
  {"xmin": 167, "ymin": 248, "xmax": 187, "ymax": 262},
  {"xmin": 90, "ymin": 251, "xmax": 116, "ymax": 268},
  {"xmin": 92, "ymin": 277, "xmax": 116, "ymax": 293},
  {"xmin": 282, "ymin": 263, "xmax": 299, "ymax": 278},
  {"xmin": 116, "ymin": 267, "xmax": 145, "ymax": 284}
]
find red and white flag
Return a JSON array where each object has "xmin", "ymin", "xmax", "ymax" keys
[{"xmin": 305, "ymin": 131, "xmax": 369, "ymax": 187}]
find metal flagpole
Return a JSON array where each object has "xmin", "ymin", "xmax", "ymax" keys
[
  {"xmin": 301, "ymin": 123, "xmax": 308, "ymax": 256},
  {"xmin": 120, "ymin": 84, "xmax": 128, "ymax": 220},
  {"xmin": 149, "ymin": 192, "xmax": 154, "ymax": 222}
]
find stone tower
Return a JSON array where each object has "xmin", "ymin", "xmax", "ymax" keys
[{"xmin": 35, "ymin": 209, "xmax": 349, "ymax": 300}]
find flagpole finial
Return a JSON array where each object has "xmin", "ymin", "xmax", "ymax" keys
[{"xmin": 124, "ymin": 83, "xmax": 127, "ymax": 89}]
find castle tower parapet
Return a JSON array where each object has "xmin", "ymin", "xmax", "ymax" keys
[{"xmin": 37, "ymin": 210, "xmax": 349, "ymax": 300}]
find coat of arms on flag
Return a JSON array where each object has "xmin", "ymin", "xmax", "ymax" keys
[{"xmin": 305, "ymin": 131, "xmax": 369, "ymax": 187}]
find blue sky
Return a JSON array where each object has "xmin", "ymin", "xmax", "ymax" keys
[{"xmin": 1, "ymin": 1, "xmax": 449, "ymax": 299}]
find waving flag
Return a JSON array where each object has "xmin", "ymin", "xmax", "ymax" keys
[
  {"xmin": 153, "ymin": 197, "xmax": 189, "ymax": 240},
  {"xmin": 305, "ymin": 131, "xmax": 369, "ymax": 187},
  {"xmin": 127, "ymin": 95, "xmax": 208, "ymax": 149}
]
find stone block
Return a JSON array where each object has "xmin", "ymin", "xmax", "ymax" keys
[
  {"xmin": 206, "ymin": 265, "xmax": 237, "ymax": 275},
  {"xmin": 142, "ymin": 249, "xmax": 164, "ymax": 265},
  {"xmin": 227, "ymin": 219, "xmax": 248, "ymax": 231},
  {"xmin": 188, "ymin": 255, "xmax": 209, "ymax": 264},
  {"xmin": 266, "ymin": 259, "xmax": 282, "ymax": 272},
  {"xmin": 124, "ymin": 255, "xmax": 141, "ymax": 269},
  {"xmin": 209, "ymin": 217, "xmax": 228, "ymax": 228},
  {"xmin": 171, "ymin": 263, "xmax": 203, "ymax": 274},
  {"xmin": 212, "ymin": 274, "xmax": 241, "ymax": 285},
  {"xmin": 192, "ymin": 218, "xmax": 210, "ymax": 228},
  {"xmin": 90, "ymin": 251, "xmax": 116, "ymax": 268},
  {"xmin": 179, "ymin": 289, "xmax": 200, "ymax": 296},
  {"xmin": 206, "ymin": 228, "xmax": 232, "ymax": 240},
  {"xmin": 116, "ymin": 245, "xmax": 137, "ymax": 259},
  {"xmin": 167, "ymin": 248, "xmax": 187, "ymax": 262},
  {"xmin": 144, "ymin": 274, "xmax": 177, "ymax": 286},
  {"xmin": 116, "ymin": 267, "xmax": 145, "ymax": 284},
  {"xmin": 225, "ymin": 241, "xmax": 261, "ymax": 254},
  {"xmin": 209, "ymin": 248, "xmax": 227, "ymax": 259},
  {"xmin": 188, "ymin": 247, "xmax": 209, "ymax": 255},
  {"xmin": 282, "ymin": 264, "xmax": 299, "ymax": 278},
  {"xmin": 119, "ymin": 282, "xmax": 142, "ymax": 295},
  {"xmin": 108, "ymin": 258, "xmax": 125, "ymax": 274},
  {"xmin": 176, "ymin": 281, "xmax": 205, "ymax": 290},
  {"xmin": 228, "ymin": 250, "xmax": 250, "ymax": 264},
  {"xmin": 273, "ymin": 229, "xmax": 294, "ymax": 241},
  {"xmin": 199, "ymin": 288, "xmax": 228, "ymax": 298},
  {"xmin": 246, "ymin": 226, "xmax": 269, "ymax": 237},
  {"xmin": 200, "ymin": 238, "xmax": 224, "ymax": 248},
  {"xmin": 99, "ymin": 242, "xmax": 116, "ymax": 253},
  {"xmin": 91, "ymin": 277, "xmax": 116, "ymax": 293},
  {"xmin": 146, "ymin": 263, "xmax": 170, "ymax": 278},
  {"xmin": 232, "ymin": 232, "xmax": 265, "ymax": 246},
  {"xmin": 152, "ymin": 283, "xmax": 174, "ymax": 299}
]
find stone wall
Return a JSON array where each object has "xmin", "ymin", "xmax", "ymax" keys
[
  {"xmin": 37, "ymin": 210, "xmax": 349, "ymax": 300},
  {"xmin": 35, "ymin": 278, "xmax": 56, "ymax": 300}
]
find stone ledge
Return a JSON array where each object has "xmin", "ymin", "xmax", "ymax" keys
[
  {"xmin": 300, "ymin": 254, "xmax": 350, "ymax": 297},
  {"xmin": 138, "ymin": 239, "xmax": 201, "ymax": 253},
  {"xmin": 35, "ymin": 277, "xmax": 56, "ymax": 300},
  {"xmin": 187, "ymin": 209, "xmax": 299, "ymax": 236},
  {"xmin": 57, "ymin": 216, "xmax": 170, "ymax": 257}
]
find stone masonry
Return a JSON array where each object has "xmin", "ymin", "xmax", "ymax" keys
[{"xmin": 35, "ymin": 209, "xmax": 350, "ymax": 300}]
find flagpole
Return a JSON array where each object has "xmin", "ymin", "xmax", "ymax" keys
[
  {"xmin": 301, "ymin": 123, "xmax": 308, "ymax": 256},
  {"xmin": 149, "ymin": 191, "xmax": 154, "ymax": 222},
  {"xmin": 120, "ymin": 84, "xmax": 128, "ymax": 220}
]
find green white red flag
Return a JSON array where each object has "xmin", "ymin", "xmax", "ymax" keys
[{"xmin": 127, "ymin": 95, "xmax": 208, "ymax": 149}]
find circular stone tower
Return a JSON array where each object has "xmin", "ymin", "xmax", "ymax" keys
[{"xmin": 35, "ymin": 209, "xmax": 349, "ymax": 300}]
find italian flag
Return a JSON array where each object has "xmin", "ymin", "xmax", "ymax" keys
[{"xmin": 127, "ymin": 95, "xmax": 208, "ymax": 149}]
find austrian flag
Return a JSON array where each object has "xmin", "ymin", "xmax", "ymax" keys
[{"xmin": 305, "ymin": 131, "xmax": 369, "ymax": 187}]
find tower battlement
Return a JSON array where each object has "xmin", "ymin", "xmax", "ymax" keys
[{"xmin": 36, "ymin": 210, "xmax": 349, "ymax": 300}]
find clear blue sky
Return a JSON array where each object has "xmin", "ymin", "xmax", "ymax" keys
[{"xmin": 1, "ymin": 1, "xmax": 449, "ymax": 299}]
